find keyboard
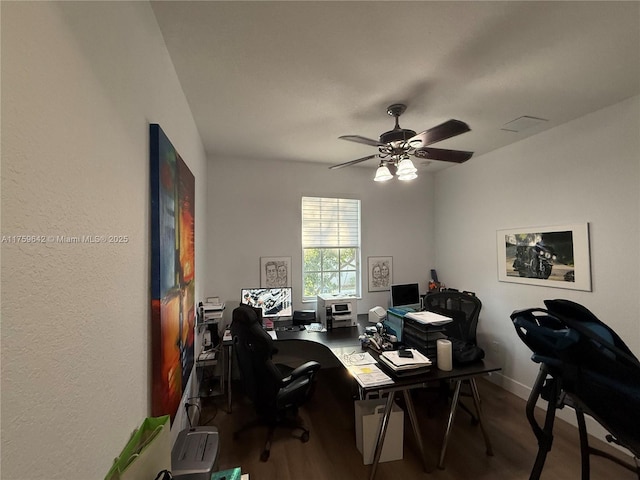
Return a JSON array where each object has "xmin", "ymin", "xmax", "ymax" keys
[{"xmin": 274, "ymin": 325, "xmax": 305, "ymax": 332}]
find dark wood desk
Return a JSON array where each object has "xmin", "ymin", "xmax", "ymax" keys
[
  {"xmin": 225, "ymin": 315, "xmax": 501, "ymax": 480},
  {"xmin": 356, "ymin": 355, "xmax": 500, "ymax": 478},
  {"xmin": 273, "ymin": 320, "xmax": 368, "ymax": 346}
]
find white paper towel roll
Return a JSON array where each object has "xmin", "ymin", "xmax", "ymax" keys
[{"xmin": 437, "ymin": 339, "xmax": 453, "ymax": 371}]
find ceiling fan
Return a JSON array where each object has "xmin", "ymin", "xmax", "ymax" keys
[{"xmin": 330, "ymin": 104, "xmax": 473, "ymax": 181}]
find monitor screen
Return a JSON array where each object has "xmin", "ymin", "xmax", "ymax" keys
[
  {"xmin": 390, "ymin": 283, "xmax": 421, "ymax": 309},
  {"xmin": 241, "ymin": 287, "xmax": 293, "ymax": 318}
]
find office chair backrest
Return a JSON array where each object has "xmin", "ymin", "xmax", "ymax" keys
[
  {"xmin": 231, "ymin": 304, "xmax": 280, "ymax": 414},
  {"xmin": 424, "ymin": 291, "xmax": 482, "ymax": 344}
]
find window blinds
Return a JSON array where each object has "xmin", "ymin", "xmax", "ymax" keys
[{"xmin": 301, "ymin": 197, "xmax": 360, "ymax": 248}]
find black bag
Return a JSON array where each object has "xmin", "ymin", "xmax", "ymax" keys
[{"xmin": 450, "ymin": 338, "xmax": 485, "ymax": 365}]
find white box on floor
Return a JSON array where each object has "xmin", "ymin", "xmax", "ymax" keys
[{"xmin": 354, "ymin": 399, "xmax": 404, "ymax": 465}]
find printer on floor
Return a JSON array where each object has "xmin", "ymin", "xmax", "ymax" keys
[{"xmin": 171, "ymin": 426, "xmax": 219, "ymax": 480}]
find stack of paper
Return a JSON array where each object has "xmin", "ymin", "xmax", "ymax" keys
[
  {"xmin": 337, "ymin": 351, "xmax": 377, "ymax": 367},
  {"xmin": 404, "ymin": 310, "xmax": 452, "ymax": 325},
  {"xmin": 197, "ymin": 350, "xmax": 217, "ymax": 363},
  {"xmin": 348, "ymin": 364, "xmax": 394, "ymax": 389},
  {"xmin": 202, "ymin": 297, "xmax": 225, "ymax": 322},
  {"xmin": 378, "ymin": 349, "xmax": 432, "ymax": 374},
  {"xmin": 223, "ymin": 329, "xmax": 232, "ymax": 342}
]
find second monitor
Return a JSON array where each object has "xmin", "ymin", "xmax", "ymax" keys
[{"xmin": 390, "ymin": 283, "xmax": 421, "ymax": 310}]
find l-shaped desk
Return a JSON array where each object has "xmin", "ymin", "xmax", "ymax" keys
[{"xmin": 224, "ymin": 315, "xmax": 501, "ymax": 480}]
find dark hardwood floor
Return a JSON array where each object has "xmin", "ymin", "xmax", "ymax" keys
[{"xmin": 198, "ymin": 367, "xmax": 636, "ymax": 480}]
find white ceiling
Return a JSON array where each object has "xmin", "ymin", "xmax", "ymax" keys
[{"xmin": 151, "ymin": 1, "xmax": 640, "ymax": 173}]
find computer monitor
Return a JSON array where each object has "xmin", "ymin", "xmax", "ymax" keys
[
  {"xmin": 390, "ymin": 283, "xmax": 421, "ymax": 310},
  {"xmin": 240, "ymin": 287, "xmax": 293, "ymax": 318}
]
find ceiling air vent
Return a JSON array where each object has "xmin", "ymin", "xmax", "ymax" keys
[{"xmin": 501, "ymin": 116, "xmax": 548, "ymax": 132}]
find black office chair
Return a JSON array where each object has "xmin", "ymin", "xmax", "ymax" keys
[
  {"xmin": 423, "ymin": 290, "xmax": 493, "ymax": 468},
  {"xmin": 511, "ymin": 299, "xmax": 640, "ymax": 479},
  {"xmin": 424, "ymin": 289, "xmax": 482, "ymax": 344},
  {"xmin": 230, "ymin": 304, "xmax": 321, "ymax": 461},
  {"xmin": 424, "ymin": 290, "xmax": 484, "ymax": 421}
]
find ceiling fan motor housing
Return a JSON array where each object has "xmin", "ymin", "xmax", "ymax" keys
[
  {"xmin": 379, "ymin": 128, "xmax": 417, "ymax": 145},
  {"xmin": 381, "ymin": 104, "xmax": 415, "ymax": 145}
]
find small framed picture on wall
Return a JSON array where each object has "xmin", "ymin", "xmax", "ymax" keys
[
  {"xmin": 368, "ymin": 256, "xmax": 392, "ymax": 292},
  {"xmin": 260, "ymin": 256, "xmax": 291, "ymax": 288}
]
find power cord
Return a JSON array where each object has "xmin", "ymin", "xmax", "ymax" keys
[
  {"xmin": 184, "ymin": 395, "xmax": 219, "ymax": 427},
  {"xmin": 184, "ymin": 400, "xmax": 201, "ymax": 428}
]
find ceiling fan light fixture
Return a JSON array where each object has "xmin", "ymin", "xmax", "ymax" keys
[
  {"xmin": 332, "ymin": 103, "xmax": 474, "ymax": 180},
  {"xmin": 398, "ymin": 171, "xmax": 418, "ymax": 181},
  {"xmin": 396, "ymin": 158, "xmax": 417, "ymax": 176},
  {"xmin": 374, "ymin": 164, "xmax": 393, "ymax": 182}
]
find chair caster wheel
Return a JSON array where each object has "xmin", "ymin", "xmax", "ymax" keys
[
  {"xmin": 260, "ymin": 450, "xmax": 270, "ymax": 462},
  {"xmin": 301, "ymin": 431, "xmax": 310, "ymax": 443}
]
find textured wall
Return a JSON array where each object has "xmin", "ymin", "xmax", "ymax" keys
[
  {"xmin": 1, "ymin": 3, "xmax": 206, "ymax": 478},
  {"xmin": 433, "ymin": 95, "xmax": 640, "ymax": 441},
  {"xmin": 204, "ymin": 156, "xmax": 436, "ymax": 325}
]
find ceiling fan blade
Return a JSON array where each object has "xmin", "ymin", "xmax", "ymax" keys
[
  {"xmin": 408, "ymin": 119, "xmax": 471, "ymax": 147},
  {"xmin": 329, "ymin": 155, "xmax": 377, "ymax": 170},
  {"xmin": 339, "ymin": 135, "xmax": 384, "ymax": 147},
  {"xmin": 413, "ymin": 147, "xmax": 474, "ymax": 163}
]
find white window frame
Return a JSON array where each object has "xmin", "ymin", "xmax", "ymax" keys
[{"xmin": 301, "ymin": 196, "xmax": 361, "ymax": 301}]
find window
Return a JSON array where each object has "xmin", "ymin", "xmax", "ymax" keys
[{"xmin": 301, "ymin": 196, "xmax": 361, "ymax": 301}]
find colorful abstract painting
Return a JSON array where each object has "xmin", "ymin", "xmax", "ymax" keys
[{"xmin": 150, "ymin": 124, "xmax": 195, "ymax": 421}]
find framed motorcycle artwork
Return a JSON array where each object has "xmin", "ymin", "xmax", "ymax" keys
[{"xmin": 496, "ymin": 223, "xmax": 591, "ymax": 291}]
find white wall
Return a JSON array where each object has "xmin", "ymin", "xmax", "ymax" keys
[
  {"xmin": 204, "ymin": 156, "xmax": 436, "ymax": 326},
  {"xmin": 3, "ymin": 3, "xmax": 637, "ymax": 477},
  {"xmin": 434, "ymin": 95, "xmax": 640, "ymax": 437},
  {"xmin": 1, "ymin": 3, "xmax": 207, "ymax": 479}
]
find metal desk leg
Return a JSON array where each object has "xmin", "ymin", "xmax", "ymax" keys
[
  {"xmin": 369, "ymin": 392, "xmax": 395, "ymax": 480},
  {"xmin": 438, "ymin": 379, "xmax": 462, "ymax": 469},
  {"xmin": 469, "ymin": 378, "xmax": 494, "ymax": 456},
  {"xmin": 439, "ymin": 378, "xmax": 495, "ymax": 470},
  {"xmin": 403, "ymin": 389, "xmax": 430, "ymax": 473},
  {"xmin": 226, "ymin": 343, "xmax": 233, "ymax": 413}
]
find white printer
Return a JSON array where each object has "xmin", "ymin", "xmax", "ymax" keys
[{"xmin": 316, "ymin": 294, "xmax": 356, "ymax": 328}]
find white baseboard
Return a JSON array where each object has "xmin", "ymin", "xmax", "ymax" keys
[{"xmin": 486, "ymin": 372, "xmax": 633, "ymax": 459}]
